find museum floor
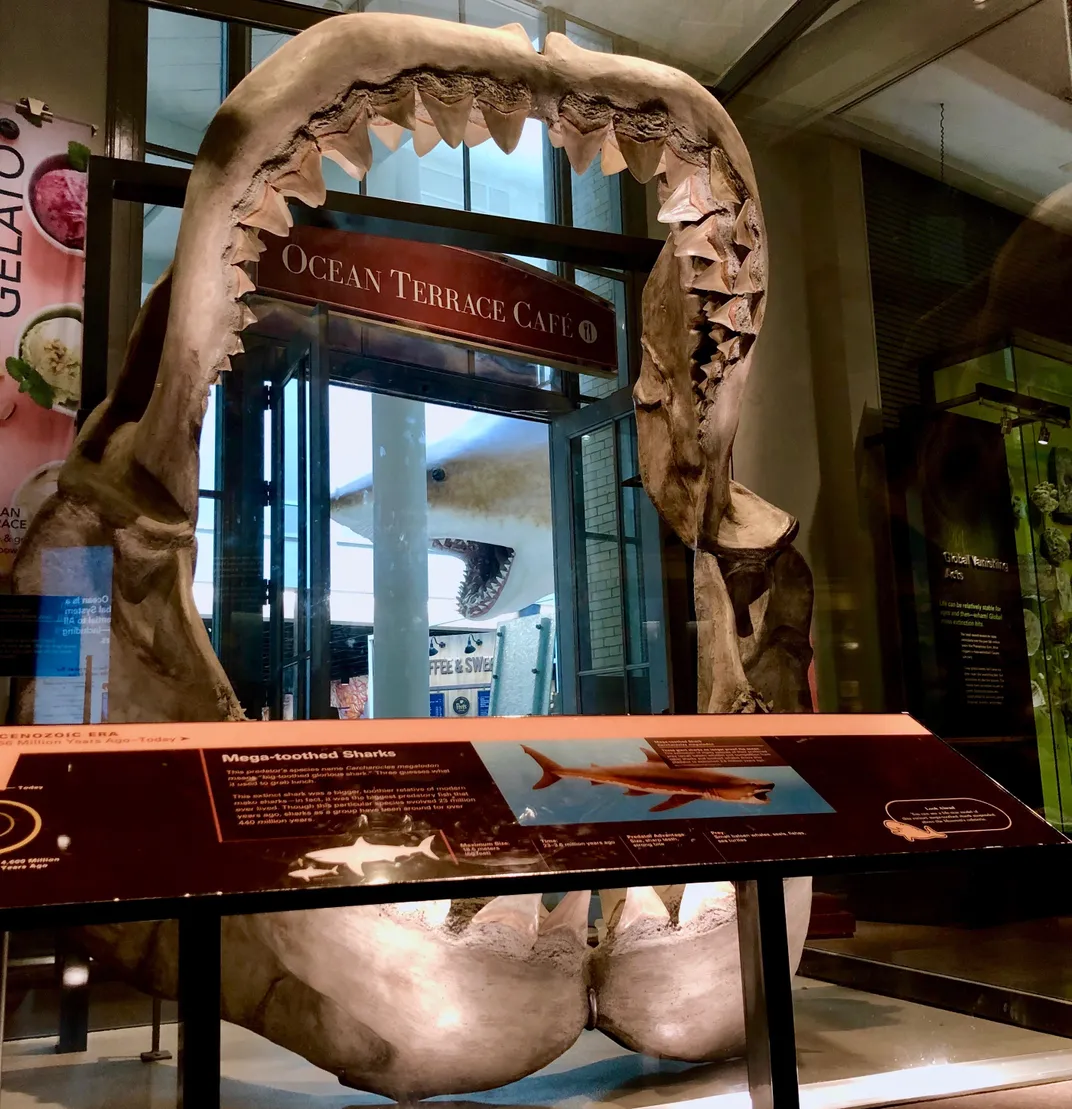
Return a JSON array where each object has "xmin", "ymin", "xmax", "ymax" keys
[{"xmin": 2, "ymin": 977, "xmax": 1072, "ymax": 1109}]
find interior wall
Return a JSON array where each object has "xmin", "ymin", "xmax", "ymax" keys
[{"xmin": 0, "ymin": 0, "xmax": 109, "ymax": 149}]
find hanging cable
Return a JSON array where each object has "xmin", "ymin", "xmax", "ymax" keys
[{"xmin": 939, "ymin": 101, "xmax": 946, "ymax": 186}]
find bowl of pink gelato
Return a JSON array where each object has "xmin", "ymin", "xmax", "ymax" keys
[{"xmin": 27, "ymin": 152, "xmax": 88, "ymax": 255}]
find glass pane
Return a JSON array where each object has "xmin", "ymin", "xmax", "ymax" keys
[
  {"xmin": 146, "ymin": 9, "xmax": 223, "ymax": 156},
  {"xmin": 251, "ymin": 28, "xmax": 292, "ymax": 68},
  {"xmin": 364, "ymin": 0, "xmax": 459, "ymax": 18},
  {"xmin": 366, "ymin": 138, "xmax": 464, "ymax": 210},
  {"xmin": 574, "ymin": 424, "xmax": 624, "ymax": 671},
  {"xmin": 141, "ymin": 158, "xmax": 185, "ymax": 303},
  {"xmin": 469, "ymin": 118, "xmax": 548, "ymax": 222},
  {"xmin": 579, "ymin": 671, "xmax": 627, "ymax": 713},
  {"xmin": 619, "ymin": 415, "xmax": 647, "ymax": 667},
  {"xmin": 194, "ymin": 496, "xmax": 216, "ymax": 618},
  {"xmin": 465, "ymin": 0, "xmax": 541, "ymax": 40},
  {"xmin": 199, "ymin": 384, "xmax": 219, "ymax": 492},
  {"xmin": 575, "ymin": 269, "xmax": 627, "ymax": 394}
]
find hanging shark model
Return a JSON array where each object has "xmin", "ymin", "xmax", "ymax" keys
[
  {"xmin": 521, "ymin": 745, "xmax": 774, "ymax": 811},
  {"xmin": 332, "ymin": 412, "xmax": 554, "ymax": 619},
  {"xmin": 306, "ymin": 833, "xmax": 441, "ymax": 875}
]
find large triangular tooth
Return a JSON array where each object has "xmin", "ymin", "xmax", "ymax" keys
[
  {"xmin": 463, "ymin": 114, "xmax": 492, "ymax": 148},
  {"xmin": 240, "ymin": 183, "xmax": 291, "ymax": 237},
  {"xmin": 678, "ymin": 881, "xmax": 735, "ymax": 925},
  {"xmin": 237, "ymin": 302, "xmax": 258, "ymax": 331},
  {"xmin": 708, "ymin": 295, "xmax": 756, "ymax": 334},
  {"xmin": 735, "ymin": 198, "xmax": 759, "ymax": 248},
  {"xmin": 659, "ymin": 171, "xmax": 717, "ymax": 224},
  {"xmin": 224, "ymin": 332, "xmax": 245, "ymax": 357},
  {"xmin": 600, "ymin": 131, "xmax": 627, "ymax": 176},
  {"xmin": 413, "ymin": 115, "xmax": 442, "ymax": 157},
  {"xmin": 321, "ymin": 114, "xmax": 373, "ymax": 181},
  {"xmin": 482, "ymin": 104, "xmax": 529, "ymax": 154},
  {"xmin": 691, "ymin": 260, "xmax": 734, "ymax": 294},
  {"xmin": 614, "ymin": 885, "xmax": 670, "ymax": 934},
  {"xmin": 273, "ymin": 145, "xmax": 326, "ymax": 208},
  {"xmin": 230, "ymin": 264, "xmax": 255, "ymax": 298},
  {"xmin": 374, "ymin": 87, "xmax": 417, "ymax": 131},
  {"xmin": 419, "ymin": 88, "xmax": 474, "ymax": 149},
  {"xmin": 717, "ymin": 336, "xmax": 742, "ymax": 361},
  {"xmin": 369, "ymin": 117, "xmax": 406, "ymax": 152},
  {"xmin": 733, "ymin": 251, "xmax": 764, "ymax": 294},
  {"xmin": 539, "ymin": 889, "xmax": 590, "ymax": 943},
  {"xmin": 662, "ymin": 145, "xmax": 702, "ymax": 190},
  {"xmin": 709, "ymin": 147, "xmax": 743, "ymax": 207},
  {"xmin": 471, "ymin": 893, "xmax": 542, "ymax": 941},
  {"xmin": 751, "ymin": 293, "xmax": 767, "ymax": 331},
  {"xmin": 673, "ymin": 221, "xmax": 722, "ymax": 262},
  {"xmin": 497, "ymin": 22, "xmax": 536, "ymax": 48},
  {"xmin": 392, "ymin": 899, "xmax": 452, "ymax": 927},
  {"xmin": 559, "ymin": 119, "xmax": 610, "ymax": 175},
  {"xmin": 618, "ymin": 134, "xmax": 665, "ymax": 183},
  {"xmin": 225, "ymin": 227, "xmax": 265, "ymax": 264}
]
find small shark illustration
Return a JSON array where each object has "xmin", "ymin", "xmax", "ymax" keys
[
  {"xmin": 521, "ymin": 746, "xmax": 775, "ymax": 812},
  {"xmin": 884, "ymin": 819, "xmax": 948, "ymax": 842},
  {"xmin": 332, "ymin": 413, "xmax": 553, "ymax": 618},
  {"xmin": 288, "ymin": 864, "xmax": 339, "ymax": 882},
  {"xmin": 306, "ymin": 834, "xmax": 440, "ymax": 875}
]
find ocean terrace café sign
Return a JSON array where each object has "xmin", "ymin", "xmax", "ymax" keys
[{"xmin": 255, "ymin": 225, "xmax": 618, "ymax": 374}]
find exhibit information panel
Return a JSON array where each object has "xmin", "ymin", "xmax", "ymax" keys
[{"xmin": 0, "ymin": 714, "xmax": 1064, "ymax": 910}]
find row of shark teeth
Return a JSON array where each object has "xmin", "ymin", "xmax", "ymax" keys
[
  {"xmin": 391, "ymin": 890, "xmax": 591, "ymax": 948},
  {"xmin": 457, "ymin": 546, "xmax": 515, "ymax": 617},
  {"xmin": 655, "ymin": 156, "xmax": 765, "ymax": 424},
  {"xmin": 613, "ymin": 883, "xmax": 735, "ymax": 934}
]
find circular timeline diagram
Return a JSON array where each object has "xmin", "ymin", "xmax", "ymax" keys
[{"xmin": 0, "ymin": 800, "xmax": 42, "ymax": 855}]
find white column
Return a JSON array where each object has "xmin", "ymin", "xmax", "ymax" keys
[{"xmin": 370, "ymin": 394, "xmax": 428, "ymax": 718}]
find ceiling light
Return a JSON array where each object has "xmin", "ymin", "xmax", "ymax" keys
[{"xmin": 1039, "ymin": 424, "xmax": 1051, "ymax": 446}]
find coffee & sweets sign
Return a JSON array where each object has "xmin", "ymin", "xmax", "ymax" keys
[{"xmin": 256, "ymin": 225, "xmax": 618, "ymax": 374}]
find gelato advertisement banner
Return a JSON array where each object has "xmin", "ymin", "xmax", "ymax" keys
[{"xmin": 0, "ymin": 104, "xmax": 91, "ymax": 577}]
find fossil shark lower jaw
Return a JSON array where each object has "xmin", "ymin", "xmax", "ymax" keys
[{"xmin": 131, "ymin": 12, "xmax": 766, "ymax": 524}]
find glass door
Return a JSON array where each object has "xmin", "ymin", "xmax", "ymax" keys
[
  {"xmin": 551, "ymin": 387, "xmax": 669, "ymax": 715},
  {"xmin": 266, "ymin": 327, "xmax": 332, "ymax": 720}
]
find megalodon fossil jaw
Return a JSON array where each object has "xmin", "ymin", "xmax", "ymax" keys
[{"xmin": 129, "ymin": 12, "xmax": 762, "ymax": 521}]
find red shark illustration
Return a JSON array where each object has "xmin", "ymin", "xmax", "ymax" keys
[{"xmin": 521, "ymin": 745, "xmax": 774, "ymax": 812}]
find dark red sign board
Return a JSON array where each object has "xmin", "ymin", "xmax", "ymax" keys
[{"xmin": 255, "ymin": 225, "xmax": 618, "ymax": 374}]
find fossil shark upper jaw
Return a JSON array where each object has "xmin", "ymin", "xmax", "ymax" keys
[{"xmin": 130, "ymin": 12, "xmax": 762, "ymax": 518}]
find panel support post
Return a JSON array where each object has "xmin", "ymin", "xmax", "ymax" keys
[
  {"xmin": 735, "ymin": 877, "xmax": 800, "ymax": 1109},
  {"xmin": 178, "ymin": 912, "xmax": 221, "ymax": 1109}
]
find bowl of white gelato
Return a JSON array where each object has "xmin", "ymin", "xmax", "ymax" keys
[{"xmin": 8, "ymin": 304, "xmax": 83, "ymax": 414}]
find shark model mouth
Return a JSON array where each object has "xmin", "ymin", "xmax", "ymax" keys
[{"xmin": 432, "ymin": 537, "xmax": 516, "ymax": 618}]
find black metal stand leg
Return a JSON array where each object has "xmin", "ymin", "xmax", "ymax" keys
[
  {"xmin": 735, "ymin": 878, "xmax": 801, "ymax": 1109},
  {"xmin": 1, "ymin": 931, "xmax": 9, "ymax": 1106},
  {"xmin": 178, "ymin": 913, "xmax": 221, "ymax": 1109},
  {"xmin": 140, "ymin": 996, "xmax": 173, "ymax": 1063},
  {"xmin": 56, "ymin": 937, "xmax": 90, "ymax": 1054}
]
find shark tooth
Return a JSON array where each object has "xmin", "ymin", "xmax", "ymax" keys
[
  {"xmin": 392, "ymin": 899, "xmax": 452, "ymax": 927},
  {"xmin": 369, "ymin": 117, "xmax": 407, "ymax": 152},
  {"xmin": 717, "ymin": 336, "xmax": 742, "ymax": 361},
  {"xmin": 673, "ymin": 221, "xmax": 722, "ymax": 262},
  {"xmin": 240, "ymin": 183, "xmax": 291, "ymax": 237},
  {"xmin": 678, "ymin": 881, "xmax": 735, "ymax": 925},
  {"xmin": 273, "ymin": 145, "xmax": 326, "ymax": 208},
  {"xmin": 236, "ymin": 302, "xmax": 258, "ymax": 331},
  {"xmin": 618, "ymin": 135, "xmax": 665, "ymax": 183},
  {"xmin": 735, "ymin": 198, "xmax": 759, "ymax": 248},
  {"xmin": 224, "ymin": 332, "xmax": 245, "ymax": 357},
  {"xmin": 600, "ymin": 131, "xmax": 627, "ymax": 176},
  {"xmin": 540, "ymin": 889, "xmax": 590, "ymax": 943},
  {"xmin": 482, "ymin": 104, "xmax": 529, "ymax": 154},
  {"xmin": 708, "ymin": 295, "xmax": 756, "ymax": 334},
  {"xmin": 497, "ymin": 21, "xmax": 536, "ymax": 48},
  {"xmin": 751, "ymin": 293, "xmax": 767, "ymax": 331},
  {"xmin": 692, "ymin": 261, "xmax": 736, "ymax": 295},
  {"xmin": 230, "ymin": 264, "xmax": 255, "ymax": 298},
  {"xmin": 615, "ymin": 886, "xmax": 670, "ymax": 933},
  {"xmin": 662, "ymin": 144, "xmax": 702, "ymax": 190},
  {"xmin": 374, "ymin": 86, "xmax": 417, "ymax": 131},
  {"xmin": 471, "ymin": 893, "xmax": 542, "ymax": 940},
  {"xmin": 659, "ymin": 171, "xmax": 717, "ymax": 224},
  {"xmin": 709, "ymin": 147, "xmax": 743, "ymax": 207},
  {"xmin": 558, "ymin": 118, "xmax": 610, "ymax": 176},
  {"xmin": 419, "ymin": 88, "xmax": 473, "ymax": 148},
  {"xmin": 413, "ymin": 116, "xmax": 442, "ymax": 157},
  {"xmin": 701, "ymin": 357, "xmax": 725, "ymax": 381},
  {"xmin": 733, "ymin": 251, "xmax": 764, "ymax": 295},
  {"xmin": 321, "ymin": 114, "xmax": 373, "ymax": 181},
  {"xmin": 225, "ymin": 227, "xmax": 265, "ymax": 264},
  {"xmin": 463, "ymin": 115, "xmax": 492, "ymax": 148}
]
